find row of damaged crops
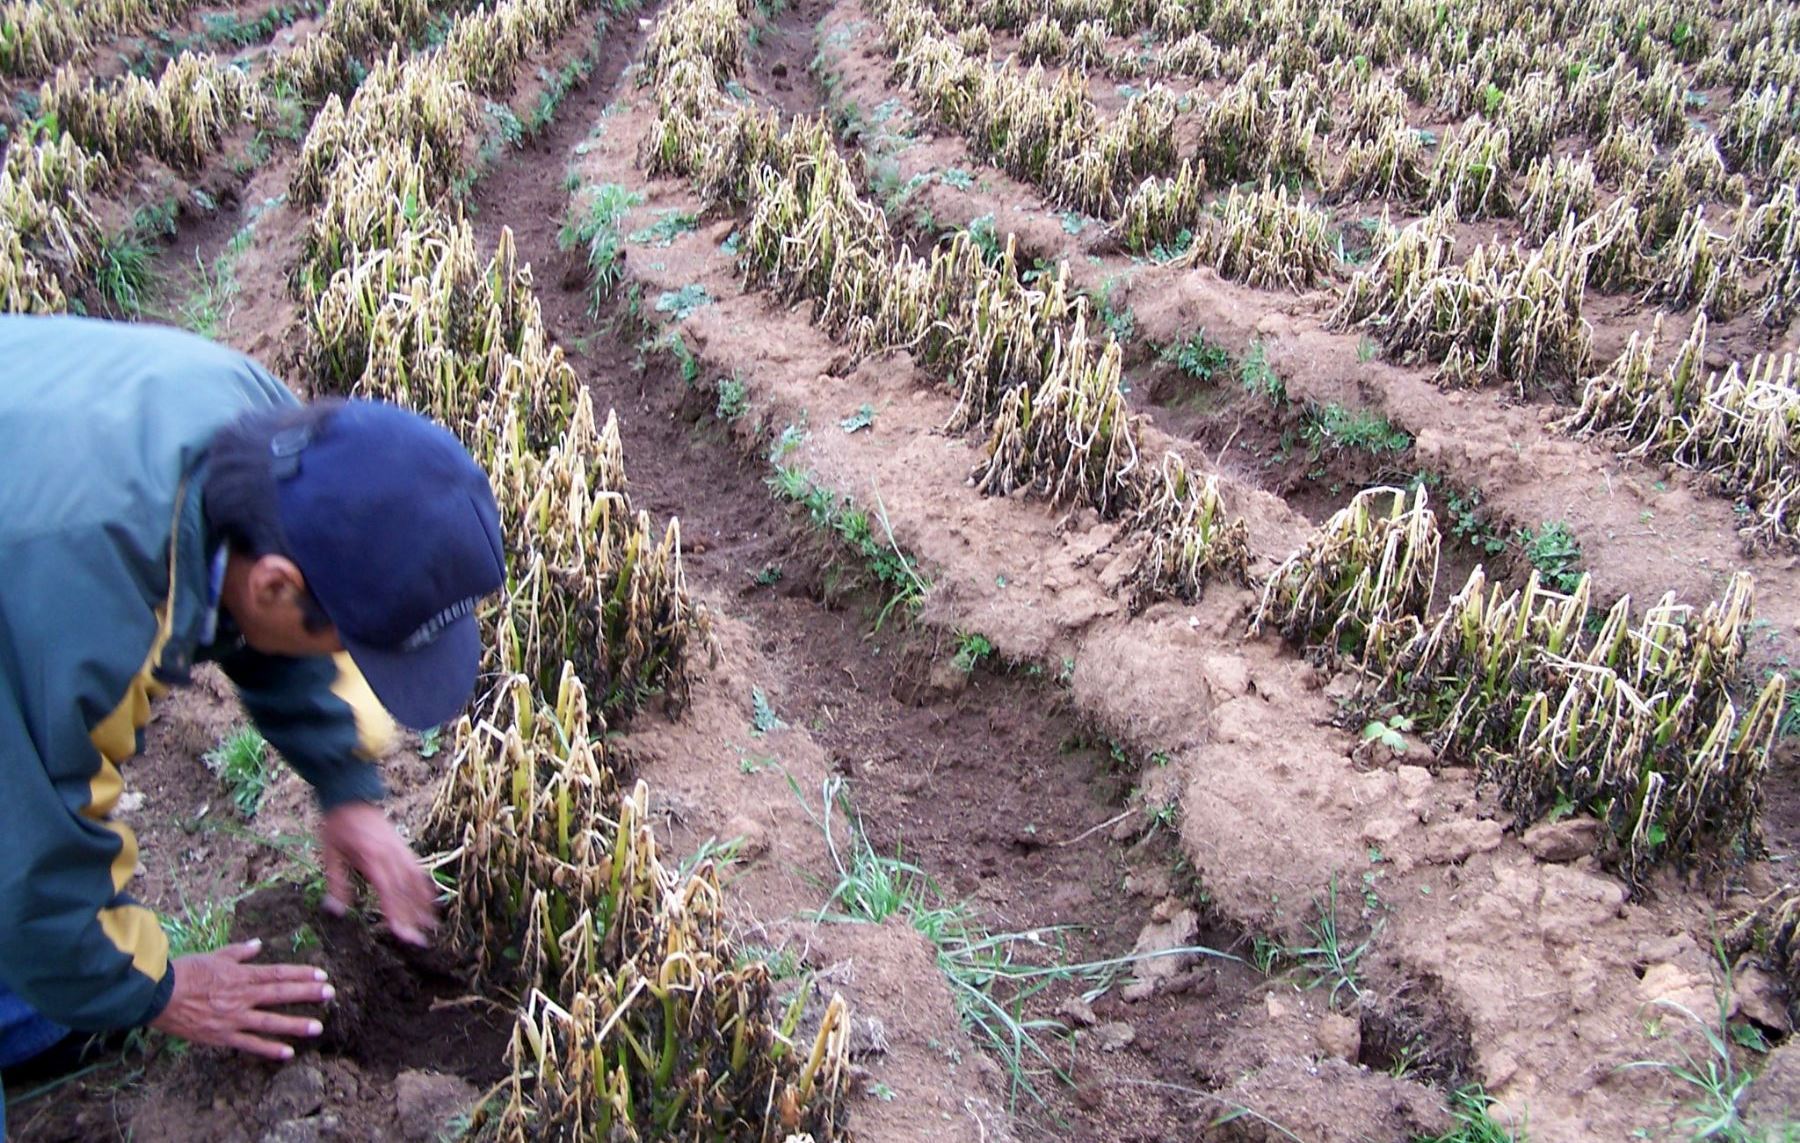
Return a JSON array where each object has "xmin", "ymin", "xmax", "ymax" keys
[
  {"xmin": 282, "ymin": 0, "xmax": 848, "ymax": 1136},
  {"xmin": 0, "ymin": 0, "xmax": 466, "ymax": 315},
  {"xmin": 1252, "ymin": 485, "xmax": 1786, "ymax": 888},
  {"xmin": 641, "ymin": 0, "xmax": 1790, "ymax": 893},
  {"xmin": 646, "ymin": 0, "xmax": 1251, "ymax": 605},
  {"xmin": 924, "ymin": 0, "xmax": 1798, "ymax": 148},
  {"xmin": 854, "ymin": 0, "xmax": 1800, "ymax": 556},
  {"xmin": 873, "ymin": 0, "xmax": 1800, "ymax": 323},
  {"xmin": 0, "ymin": 0, "xmax": 193, "ymax": 77}
]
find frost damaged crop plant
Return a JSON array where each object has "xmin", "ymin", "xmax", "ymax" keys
[
  {"xmin": 1385, "ymin": 567, "xmax": 1785, "ymax": 886},
  {"xmin": 39, "ymin": 51, "xmax": 267, "ymax": 170},
  {"xmin": 1186, "ymin": 182, "xmax": 1336, "ymax": 291},
  {"xmin": 1250, "ymin": 486, "xmax": 1786, "ymax": 885},
  {"xmin": 877, "ymin": 0, "xmax": 1178, "ymax": 216},
  {"xmin": 1251, "ymin": 485, "xmax": 1440, "ymax": 667},
  {"xmin": 292, "ymin": 0, "xmax": 706, "ymax": 722},
  {"xmin": 1565, "ymin": 315, "xmax": 1800, "ymax": 547},
  {"xmin": 429, "ymin": 673, "xmax": 847, "ymax": 1140},
  {"xmin": 1127, "ymin": 453, "xmax": 1250, "ymax": 608},
  {"xmin": 271, "ymin": 0, "xmax": 437, "ymax": 99},
  {"xmin": 975, "ymin": 311, "xmax": 1142, "ymax": 515},
  {"xmin": 1329, "ymin": 211, "xmax": 1593, "ymax": 393},
  {"xmin": 291, "ymin": 0, "xmax": 845, "ymax": 1137},
  {"xmin": 0, "ymin": 0, "xmax": 193, "ymax": 78},
  {"xmin": 645, "ymin": 0, "xmax": 1251, "ymax": 593},
  {"xmin": 0, "ymin": 133, "xmax": 107, "ymax": 313}
]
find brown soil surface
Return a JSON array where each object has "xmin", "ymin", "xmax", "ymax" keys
[{"xmin": 11, "ymin": 0, "xmax": 1800, "ymax": 1141}]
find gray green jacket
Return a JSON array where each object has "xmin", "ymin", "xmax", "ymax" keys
[{"xmin": 0, "ymin": 315, "xmax": 394, "ymax": 1032}]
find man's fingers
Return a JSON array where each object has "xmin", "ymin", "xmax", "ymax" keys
[
  {"xmin": 218, "ymin": 939, "xmax": 265, "ymax": 963},
  {"xmin": 323, "ymin": 840, "xmax": 353, "ymax": 917},
  {"xmin": 245, "ymin": 978, "xmax": 337, "ymax": 1009},
  {"xmin": 372, "ymin": 856, "xmax": 438, "ymax": 946},
  {"xmin": 239, "ymin": 1011, "xmax": 325, "ymax": 1040},
  {"xmin": 223, "ymin": 1032, "xmax": 297, "ymax": 1061},
  {"xmin": 241, "ymin": 962, "xmax": 331, "ymax": 985}
]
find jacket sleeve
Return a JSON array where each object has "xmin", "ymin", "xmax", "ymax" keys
[
  {"xmin": 0, "ymin": 538, "xmax": 175, "ymax": 1032},
  {"xmin": 216, "ymin": 649, "xmax": 396, "ymax": 811}
]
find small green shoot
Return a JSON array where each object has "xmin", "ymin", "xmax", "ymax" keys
[
  {"xmin": 1161, "ymin": 331, "xmax": 1233, "ymax": 381},
  {"xmin": 655, "ymin": 283, "xmax": 712, "ymax": 319},
  {"xmin": 1293, "ymin": 879, "xmax": 1375, "ymax": 1007},
  {"xmin": 1148, "ymin": 228, "xmax": 1195, "ymax": 263},
  {"xmin": 751, "ymin": 687, "xmax": 784, "ymax": 735},
  {"xmin": 769, "ymin": 422, "xmax": 808, "ymax": 462},
  {"xmin": 1302, "ymin": 403, "xmax": 1413, "ymax": 455},
  {"xmin": 205, "ymin": 725, "xmax": 271, "ymax": 818},
  {"xmin": 951, "ymin": 631, "xmax": 995, "ymax": 674},
  {"xmin": 967, "ymin": 213, "xmax": 1003, "ymax": 262},
  {"xmin": 768, "ymin": 468, "xmax": 929, "ymax": 628},
  {"xmin": 1361, "ymin": 714, "xmax": 1414, "ymax": 751},
  {"xmin": 628, "ymin": 209, "xmax": 699, "ymax": 246},
  {"xmin": 161, "ymin": 896, "xmax": 235, "ymax": 959},
  {"xmin": 559, "ymin": 183, "xmax": 642, "ymax": 313},
  {"xmin": 840, "ymin": 404, "xmax": 877, "ymax": 433},
  {"xmin": 291, "ymin": 924, "xmax": 321, "ymax": 954},
  {"xmin": 1414, "ymin": 1086, "xmax": 1521, "ymax": 1142},
  {"xmin": 482, "ymin": 101, "xmax": 524, "ymax": 148},
  {"xmin": 1240, "ymin": 340, "xmax": 1285, "ymax": 402},
  {"xmin": 97, "ymin": 230, "xmax": 156, "ymax": 316},
  {"xmin": 716, "ymin": 376, "xmax": 749, "ymax": 420},
  {"xmin": 1517, "ymin": 521, "xmax": 1583, "ymax": 593}
]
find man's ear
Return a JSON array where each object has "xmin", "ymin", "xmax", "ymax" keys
[{"xmin": 247, "ymin": 555, "xmax": 308, "ymax": 611}]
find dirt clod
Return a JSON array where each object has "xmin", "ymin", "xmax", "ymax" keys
[
  {"xmin": 393, "ymin": 1071, "xmax": 479, "ymax": 1143},
  {"xmin": 260, "ymin": 1115, "xmax": 337, "ymax": 1143},
  {"xmin": 1092, "ymin": 1022, "xmax": 1136, "ymax": 1053},
  {"xmin": 1732, "ymin": 966, "xmax": 1793, "ymax": 1034},
  {"xmin": 1313, "ymin": 1012, "xmax": 1361, "ymax": 1062},
  {"xmin": 1524, "ymin": 818, "xmax": 1602, "ymax": 863},
  {"xmin": 1743, "ymin": 1043, "xmax": 1800, "ymax": 1134},
  {"xmin": 259, "ymin": 1064, "xmax": 325, "ymax": 1123}
]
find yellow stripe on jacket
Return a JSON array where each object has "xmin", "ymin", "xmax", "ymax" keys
[
  {"xmin": 81, "ymin": 485, "xmax": 187, "ymax": 982},
  {"xmin": 329, "ymin": 652, "xmax": 396, "ymax": 761}
]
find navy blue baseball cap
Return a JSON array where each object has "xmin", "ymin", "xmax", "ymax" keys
[{"xmin": 270, "ymin": 400, "xmax": 505, "ymax": 730}]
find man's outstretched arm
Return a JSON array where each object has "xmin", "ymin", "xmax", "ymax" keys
[
  {"xmin": 217, "ymin": 649, "xmax": 439, "ymax": 944},
  {"xmin": 0, "ymin": 534, "xmax": 332, "ymax": 1055}
]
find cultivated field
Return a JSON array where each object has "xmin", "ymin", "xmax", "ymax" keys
[{"xmin": 4, "ymin": 0, "xmax": 1800, "ymax": 1139}]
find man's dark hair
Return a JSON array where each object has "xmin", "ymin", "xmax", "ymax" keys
[{"xmin": 204, "ymin": 400, "xmax": 342, "ymax": 634}]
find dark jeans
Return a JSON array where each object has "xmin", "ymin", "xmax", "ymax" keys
[{"xmin": 0, "ymin": 980, "xmax": 73, "ymax": 1134}]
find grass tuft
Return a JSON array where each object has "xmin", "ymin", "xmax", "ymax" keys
[
  {"xmin": 1161, "ymin": 330, "xmax": 1233, "ymax": 381},
  {"xmin": 96, "ymin": 231, "xmax": 156, "ymax": 315},
  {"xmin": 161, "ymin": 895, "xmax": 235, "ymax": 960},
  {"xmin": 1414, "ymin": 1086, "xmax": 1522, "ymax": 1142},
  {"xmin": 559, "ymin": 182, "xmax": 643, "ymax": 313},
  {"xmin": 205, "ymin": 725, "xmax": 271, "ymax": 818}
]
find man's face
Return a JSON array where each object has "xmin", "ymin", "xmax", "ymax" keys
[{"xmin": 224, "ymin": 554, "xmax": 346, "ymax": 658}]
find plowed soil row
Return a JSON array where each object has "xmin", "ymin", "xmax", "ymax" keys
[
  {"xmin": 10, "ymin": 0, "xmax": 1798, "ymax": 1141},
  {"xmin": 527, "ymin": 0, "xmax": 1800, "ymax": 1139}
]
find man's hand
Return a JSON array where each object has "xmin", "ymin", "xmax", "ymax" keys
[
  {"xmin": 149, "ymin": 940, "xmax": 331, "ymax": 1060},
  {"xmin": 319, "ymin": 801, "xmax": 438, "ymax": 946}
]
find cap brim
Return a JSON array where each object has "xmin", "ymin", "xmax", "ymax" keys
[{"xmin": 341, "ymin": 614, "xmax": 482, "ymax": 731}]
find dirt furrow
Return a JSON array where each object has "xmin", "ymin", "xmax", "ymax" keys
[
  {"xmin": 810, "ymin": 0, "xmax": 1800, "ymax": 679},
  {"xmin": 470, "ymin": 5, "xmax": 1480, "ymax": 1140},
  {"xmin": 532, "ymin": 6, "xmax": 1788, "ymax": 1135}
]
